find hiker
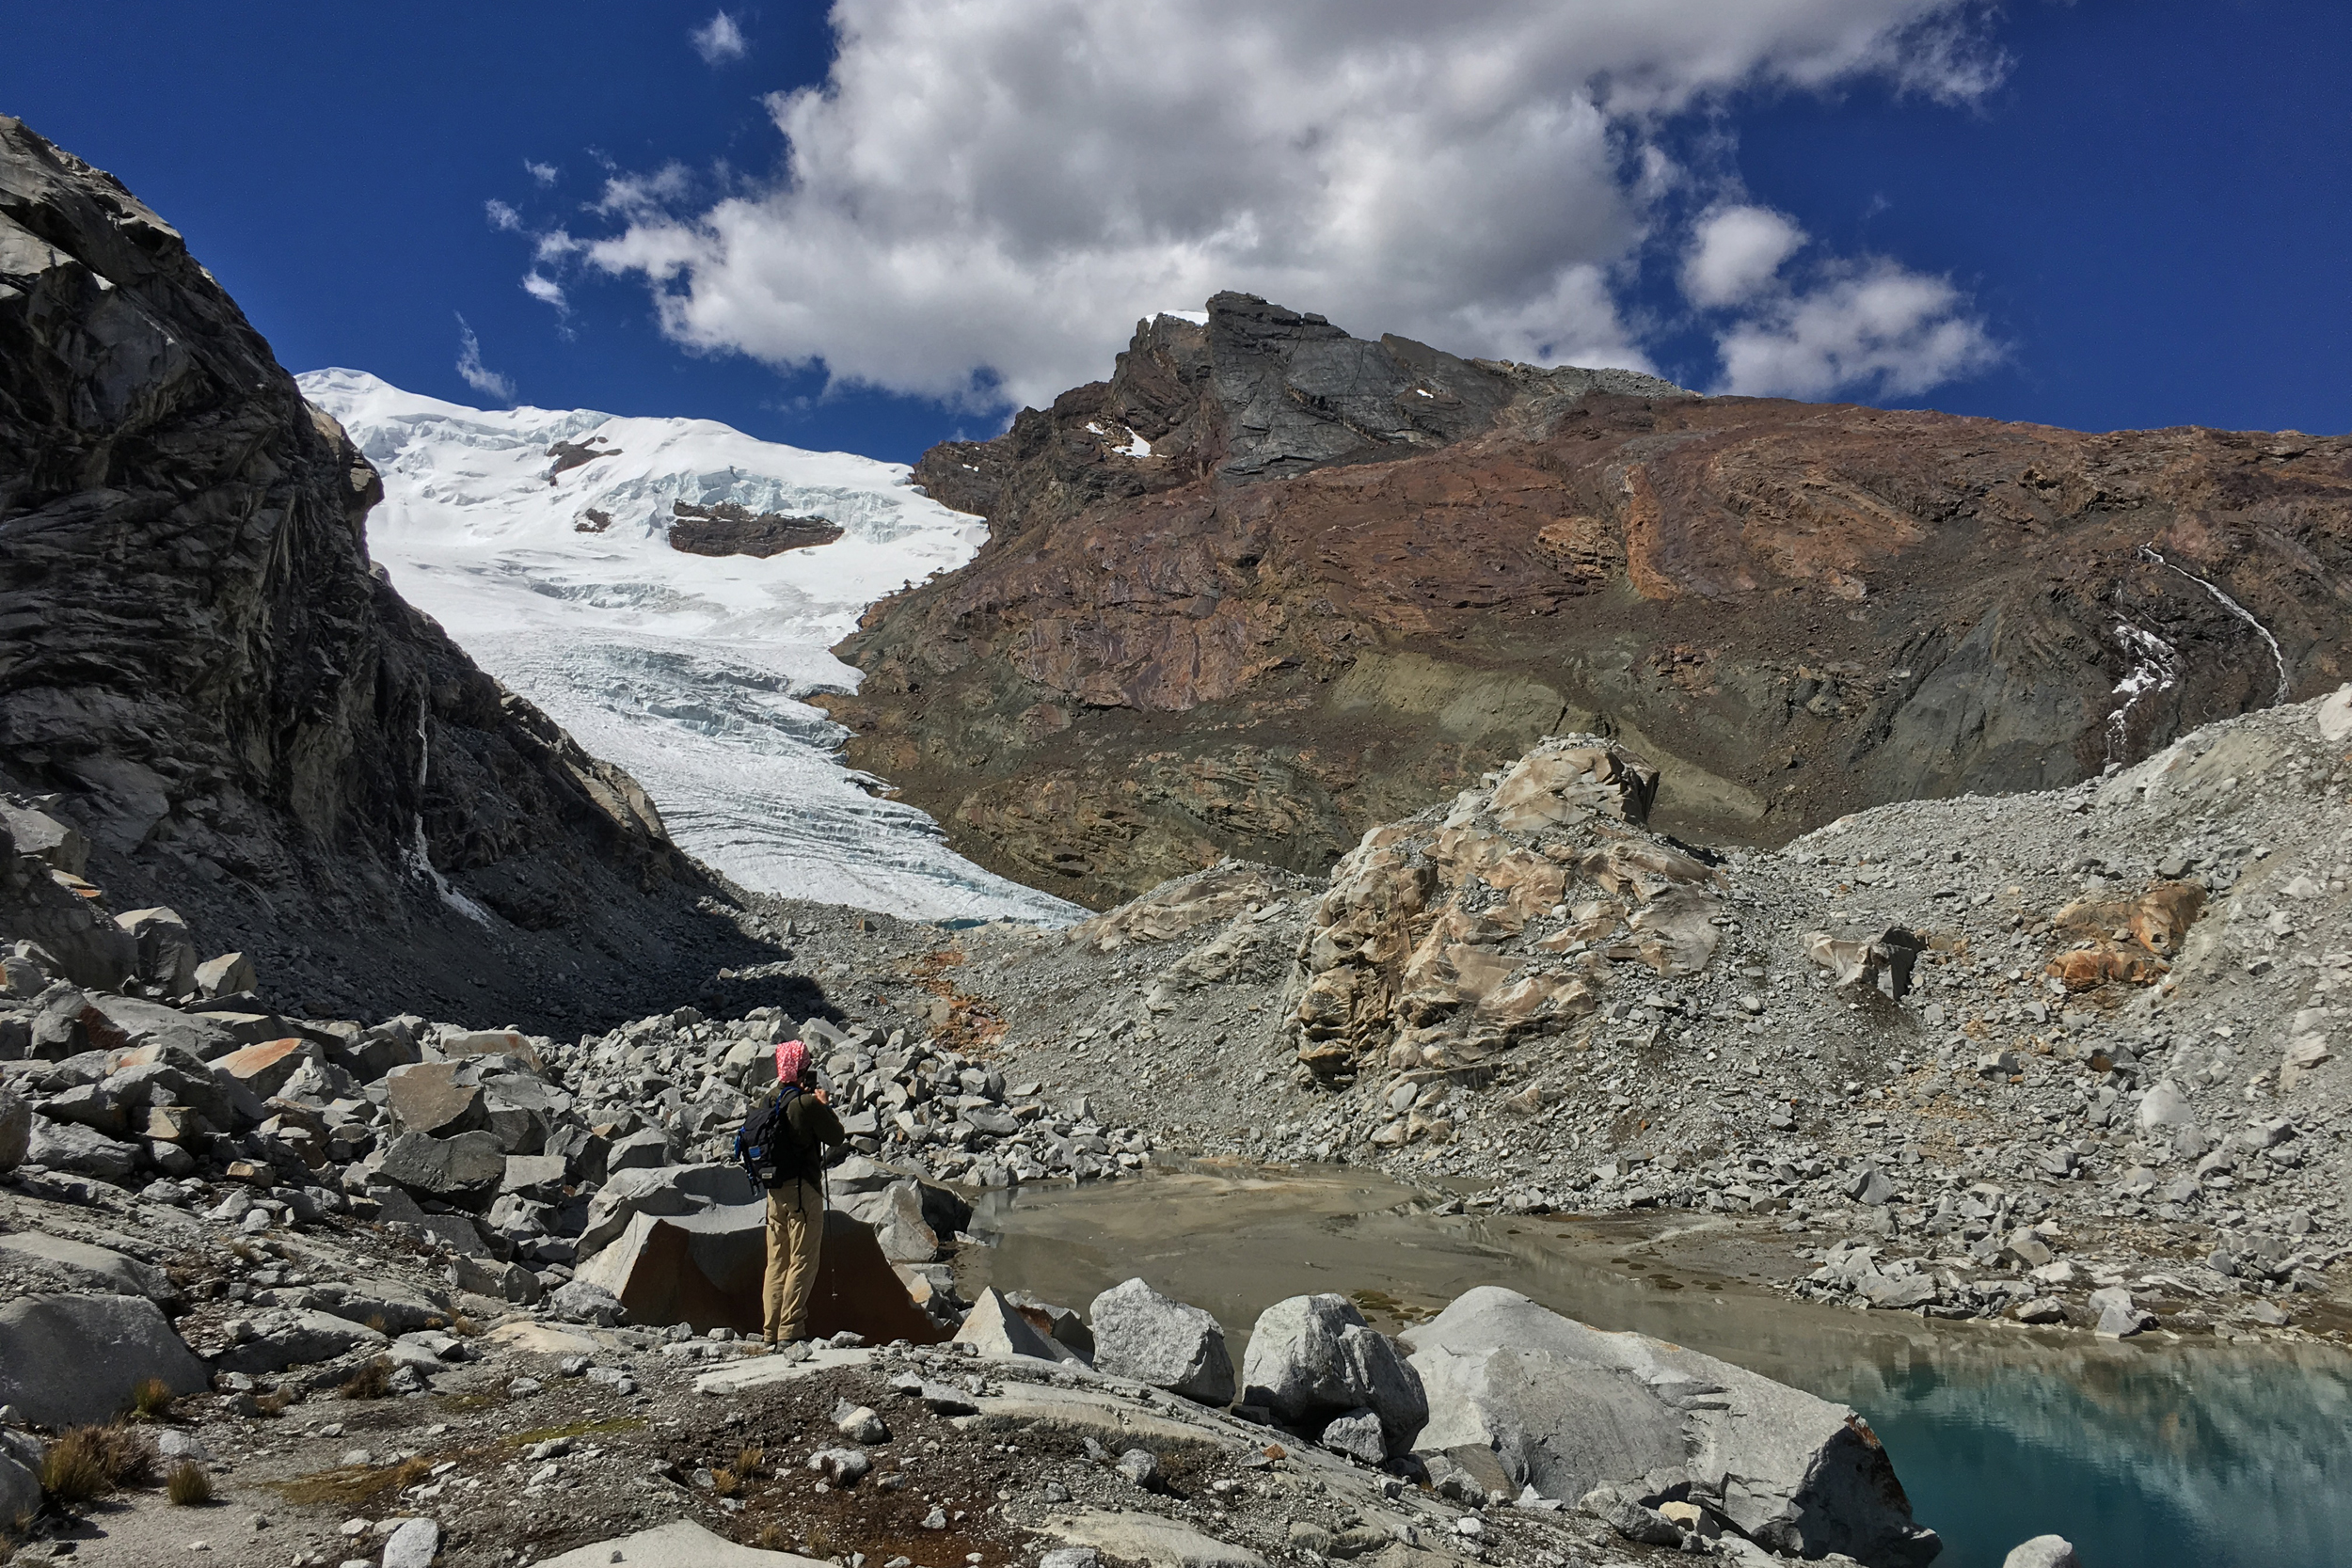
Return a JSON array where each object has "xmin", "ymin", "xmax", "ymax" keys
[{"xmin": 746, "ymin": 1037, "xmax": 847, "ymax": 1346}]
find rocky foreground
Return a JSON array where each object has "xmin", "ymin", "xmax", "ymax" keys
[{"xmin": 5, "ymin": 683, "xmax": 2345, "ymax": 1564}]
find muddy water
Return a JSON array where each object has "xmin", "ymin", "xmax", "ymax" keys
[{"xmin": 959, "ymin": 1165, "xmax": 2352, "ymax": 1568}]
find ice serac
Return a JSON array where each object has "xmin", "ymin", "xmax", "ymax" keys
[
  {"xmin": 1406, "ymin": 1288, "xmax": 1940, "ymax": 1568},
  {"xmin": 826, "ymin": 291, "xmax": 2352, "ymax": 909},
  {"xmin": 0, "ymin": 116, "xmax": 789, "ymax": 1032},
  {"xmin": 296, "ymin": 369, "xmax": 1075, "ymax": 926}
]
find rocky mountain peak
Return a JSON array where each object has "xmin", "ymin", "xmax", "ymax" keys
[
  {"xmin": 0, "ymin": 117, "xmax": 786, "ymax": 1030},
  {"xmin": 911, "ymin": 291, "xmax": 1684, "ymax": 536}
]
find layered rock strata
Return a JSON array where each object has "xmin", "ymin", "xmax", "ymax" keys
[{"xmin": 824, "ymin": 293, "xmax": 2352, "ymax": 908}]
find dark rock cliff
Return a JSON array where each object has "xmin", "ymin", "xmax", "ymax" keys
[
  {"xmin": 826, "ymin": 293, "xmax": 2352, "ymax": 910},
  {"xmin": 0, "ymin": 117, "xmax": 784, "ymax": 1030}
]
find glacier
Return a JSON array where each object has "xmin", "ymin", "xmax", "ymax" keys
[{"xmin": 297, "ymin": 369, "xmax": 1078, "ymax": 925}]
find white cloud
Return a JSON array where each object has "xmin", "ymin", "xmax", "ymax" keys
[
  {"xmin": 1681, "ymin": 205, "xmax": 1808, "ymax": 308},
  {"xmin": 485, "ymin": 198, "xmax": 522, "ymax": 232},
  {"xmin": 453, "ymin": 315, "xmax": 516, "ymax": 403},
  {"xmin": 592, "ymin": 163, "xmax": 692, "ymax": 219},
  {"xmin": 1713, "ymin": 261, "xmax": 2003, "ymax": 399},
  {"xmin": 522, "ymin": 272, "xmax": 568, "ymax": 312},
  {"xmin": 533, "ymin": 230, "xmax": 584, "ymax": 263},
  {"xmin": 525, "ymin": 160, "xmax": 559, "ymax": 186},
  {"xmin": 576, "ymin": 0, "xmax": 2005, "ymax": 410},
  {"xmin": 691, "ymin": 10, "xmax": 747, "ymax": 65}
]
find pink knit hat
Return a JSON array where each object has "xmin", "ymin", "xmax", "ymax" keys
[{"xmin": 774, "ymin": 1038, "xmax": 810, "ymax": 1085}]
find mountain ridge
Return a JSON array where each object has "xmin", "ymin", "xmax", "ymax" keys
[{"xmin": 821, "ymin": 293, "xmax": 2352, "ymax": 909}]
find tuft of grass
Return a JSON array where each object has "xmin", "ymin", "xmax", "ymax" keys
[
  {"xmin": 130, "ymin": 1378, "xmax": 176, "ymax": 1421},
  {"xmin": 449, "ymin": 1313, "xmax": 482, "ymax": 1338},
  {"xmin": 735, "ymin": 1445, "xmax": 764, "ymax": 1478},
  {"xmin": 364, "ymin": 1313, "xmax": 389, "ymax": 1335},
  {"xmin": 271, "ymin": 1455, "xmax": 432, "ymax": 1512},
  {"xmin": 40, "ymin": 1425, "xmax": 157, "ymax": 1505},
  {"xmin": 166, "ymin": 1462, "xmax": 215, "ymax": 1507},
  {"xmin": 252, "ymin": 1387, "xmax": 294, "ymax": 1417},
  {"xmin": 711, "ymin": 1466, "xmax": 741, "ymax": 1498},
  {"xmin": 755, "ymin": 1523, "xmax": 790, "ymax": 1552},
  {"xmin": 494, "ymin": 1418, "xmax": 642, "ymax": 1454},
  {"xmin": 338, "ymin": 1358, "xmax": 393, "ymax": 1401}
]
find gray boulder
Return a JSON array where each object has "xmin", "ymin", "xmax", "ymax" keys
[
  {"xmin": 0, "ymin": 1082, "xmax": 29, "ymax": 1169},
  {"xmin": 86, "ymin": 995, "xmax": 238, "ymax": 1060},
  {"xmin": 0, "ymin": 1293, "xmax": 207, "ymax": 1426},
  {"xmin": 2089, "ymin": 1287, "xmax": 2155, "ymax": 1339},
  {"xmin": 575, "ymin": 1162, "xmax": 755, "ymax": 1255},
  {"xmin": 26, "ymin": 1115, "xmax": 139, "ymax": 1180},
  {"xmin": 378, "ymin": 1130, "xmax": 507, "ymax": 1210},
  {"xmin": 1580, "ymin": 1482, "xmax": 1682, "ymax": 1546},
  {"xmin": 2002, "ymin": 1538, "xmax": 2080, "ymax": 1568},
  {"xmin": 384, "ymin": 1061, "xmax": 488, "ymax": 1138},
  {"xmin": 1319, "ymin": 1408, "xmax": 1387, "ymax": 1465},
  {"xmin": 0, "ymin": 1233, "xmax": 172, "ymax": 1298},
  {"xmin": 113, "ymin": 907, "xmax": 197, "ymax": 995},
  {"xmin": 193, "ymin": 952, "xmax": 255, "ymax": 999},
  {"xmin": 1406, "ymin": 1288, "xmax": 1939, "ymax": 1568},
  {"xmin": 605, "ymin": 1128, "xmax": 673, "ymax": 1173},
  {"xmin": 1242, "ymin": 1292, "xmax": 1426, "ymax": 1455},
  {"xmin": 837, "ymin": 1178, "xmax": 949, "ymax": 1263},
  {"xmin": 0, "ymin": 1434, "xmax": 40, "ymax": 1527},
  {"xmin": 212, "ymin": 1307, "xmax": 389, "ymax": 1375},
  {"xmin": 548, "ymin": 1279, "xmax": 626, "ymax": 1327},
  {"xmin": 1089, "ymin": 1277, "xmax": 1234, "ymax": 1405}
]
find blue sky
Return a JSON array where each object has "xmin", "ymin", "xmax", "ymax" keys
[{"xmin": 7, "ymin": 1, "xmax": 2346, "ymax": 464}]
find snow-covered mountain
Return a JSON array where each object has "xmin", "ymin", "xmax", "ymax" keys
[{"xmin": 297, "ymin": 369, "xmax": 1076, "ymax": 924}]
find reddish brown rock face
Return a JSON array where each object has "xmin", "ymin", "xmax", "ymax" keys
[{"xmin": 824, "ymin": 294, "xmax": 2352, "ymax": 909}]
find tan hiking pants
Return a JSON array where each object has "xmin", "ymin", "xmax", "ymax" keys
[{"xmin": 763, "ymin": 1179, "xmax": 824, "ymax": 1342}]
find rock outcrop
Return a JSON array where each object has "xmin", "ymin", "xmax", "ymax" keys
[
  {"xmin": 667, "ymin": 499, "xmax": 845, "ymax": 558},
  {"xmin": 1280, "ymin": 735, "xmax": 1709, "ymax": 1087},
  {"xmin": 0, "ymin": 117, "xmax": 786, "ymax": 1032},
  {"xmin": 823, "ymin": 292, "xmax": 2352, "ymax": 908}
]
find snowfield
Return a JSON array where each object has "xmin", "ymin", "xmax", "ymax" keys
[{"xmin": 298, "ymin": 369, "xmax": 1077, "ymax": 924}]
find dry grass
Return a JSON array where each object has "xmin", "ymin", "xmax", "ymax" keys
[
  {"xmin": 338, "ymin": 1358, "xmax": 393, "ymax": 1400},
  {"xmin": 449, "ymin": 1313, "xmax": 483, "ymax": 1338},
  {"xmin": 271, "ymin": 1455, "xmax": 432, "ymax": 1512},
  {"xmin": 734, "ymin": 1445, "xmax": 765, "ymax": 1478},
  {"xmin": 252, "ymin": 1388, "xmax": 294, "ymax": 1417},
  {"xmin": 165, "ymin": 1462, "xmax": 215, "ymax": 1507},
  {"xmin": 40, "ymin": 1425, "xmax": 157, "ymax": 1506},
  {"xmin": 130, "ymin": 1378, "xmax": 176, "ymax": 1421},
  {"xmin": 711, "ymin": 1466, "xmax": 741, "ymax": 1498},
  {"xmin": 755, "ymin": 1523, "xmax": 791, "ymax": 1552}
]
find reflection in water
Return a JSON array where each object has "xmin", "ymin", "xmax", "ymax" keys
[{"xmin": 961, "ymin": 1167, "xmax": 2352, "ymax": 1568}]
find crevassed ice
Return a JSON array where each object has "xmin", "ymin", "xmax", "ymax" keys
[{"xmin": 297, "ymin": 368, "xmax": 1078, "ymax": 925}]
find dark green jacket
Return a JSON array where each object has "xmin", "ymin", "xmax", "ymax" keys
[{"xmin": 766, "ymin": 1082, "xmax": 847, "ymax": 1186}]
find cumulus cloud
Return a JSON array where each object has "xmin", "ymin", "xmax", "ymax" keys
[
  {"xmin": 453, "ymin": 315, "xmax": 516, "ymax": 402},
  {"xmin": 565, "ymin": 0, "xmax": 2004, "ymax": 410},
  {"xmin": 524, "ymin": 160, "xmax": 559, "ymax": 186},
  {"xmin": 1713, "ymin": 262, "xmax": 2003, "ymax": 399},
  {"xmin": 691, "ymin": 11, "xmax": 747, "ymax": 64},
  {"xmin": 1673, "ymin": 201, "xmax": 2000, "ymax": 398},
  {"xmin": 1681, "ymin": 205, "xmax": 1808, "ymax": 308}
]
